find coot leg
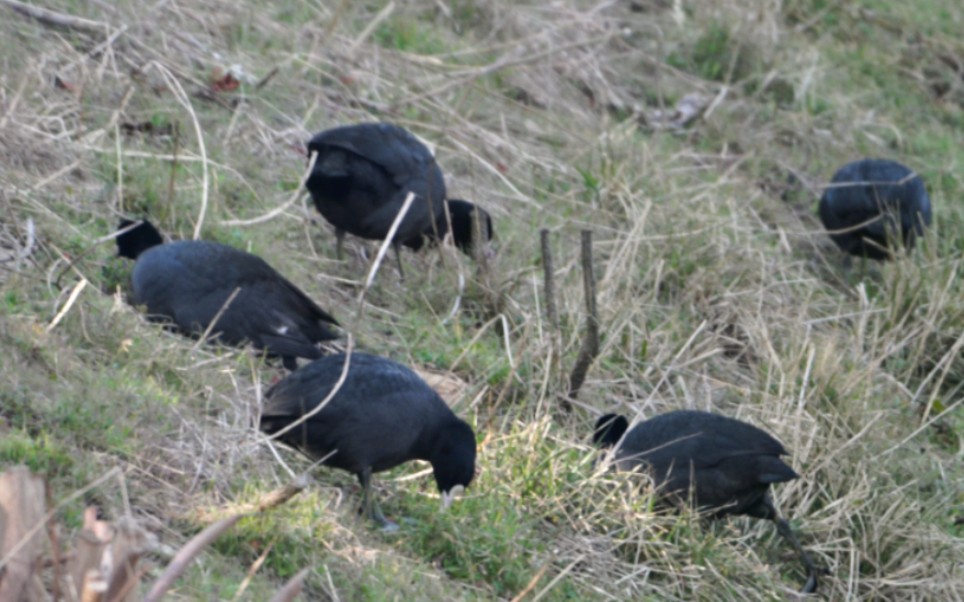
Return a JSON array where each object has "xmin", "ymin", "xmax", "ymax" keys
[
  {"xmin": 358, "ymin": 468, "xmax": 398, "ymax": 531},
  {"xmin": 774, "ymin": 516, "xmax": 820, "ymax": 594}
]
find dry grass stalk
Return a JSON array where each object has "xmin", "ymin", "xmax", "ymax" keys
[
  {"xmin": 356, "ymin": 192, "xmax": 417, "ymax": 311},
  {"xmin": 268, "ymin": 567, "xmax": 311, "ymax": 602},
  {"xmin": 219, "ymin": 150, "xmax": 319, "ymax": 228},
  {"xmin": 46, "ymin": 277, "xmax": 89, "ymax": 332},
  {"xmin": 509, "ymin": 562, "xmax": 549, "ymax": 602},
  {"xmin": 540, "ymin": 229, "xmax": 559, "ymax": 335},
  {"xmin": 262, "ymin": 337, "xmax": 354, "ymax": 443},
  {"xmin": 1, "ymin": 0, "xmax": 107, "ymax": 33},
  {"xmin": 196, "ymin": 473, "xmax": 310, "ymax": 523},
  {"xmin": 142, "ymin": 514, "xmax": 243, "ymax": 602},
  {"xmin": 190, "ymin": 286, "xmax": 242, "ymax": 354}
]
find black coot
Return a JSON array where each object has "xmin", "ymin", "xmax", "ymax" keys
[
  {"xmin": 305, "ymin": 122, "xmax": 491, "ymax": 271},
  {"xmin": 116, "ymin": 219, "xmax": 339, "ymax": 370},
  {"xmin": 259, "ymin": 352, "xmax": 477, "ymax": 528},
  {"xmin": 594, "ymin": 410, "xmax": 819, "ymax": 593},
  {"xmin": 818, "ymin": 158, "xmax": 932, "ymax": 260}
]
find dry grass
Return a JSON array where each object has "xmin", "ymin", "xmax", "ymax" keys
[{"xmin": 1, "ymin": 0, "xmax": 962, "ymax": 599}]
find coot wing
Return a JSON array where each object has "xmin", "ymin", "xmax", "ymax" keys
[
  {"xmin": 622, "ymin": 412, "xmax": 789, "ymax": 473},
  {"xmin": 307, "ymin": 123, "xmax": 446, "ymax": 201},
  {"xmin": 134, "ymin": 241, "xmax": 337, "ymax": 360}
]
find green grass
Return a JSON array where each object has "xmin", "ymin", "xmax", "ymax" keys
[{"xmin": 0, "ymin": 0, "xmax": 962, "ymax": 599}]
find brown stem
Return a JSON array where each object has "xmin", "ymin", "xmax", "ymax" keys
[
  {"xmin": 567, "ymin": 230, "xmax": 599, "ymax": 401},
  {"xmin": 540, "ymin": 229, "xmax": 558, "ymax": 332},
  {"xmin": 269, "ymin": 567, "xmax": 311, "ymax": 602},
  {"xmin": 142, "ymin": 515, "xmax": 243, "ymax": 602}
]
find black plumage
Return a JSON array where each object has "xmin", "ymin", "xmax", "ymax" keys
[
  {"xmin": 818, "ymin": 158, "xmax": 932, "ymax": 260},
  {"xmin": 259, "ymin": 352, "xmax": 477, "ymax": 528},
  {"xmin": 404, "ymin": 199, "xmax": 494, "ymax": 256},
  {"xmin": 305, "ymin": 122, "xmax": 492, "ymax": 271},
  {"xmin": 593, "ymin": 410, "xmax": 819, "ymax": 593},
  {"xmin": 116, "ymin": 219, "xmax": 339, "ymax": 370}
]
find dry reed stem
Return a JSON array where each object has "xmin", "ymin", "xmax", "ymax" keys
[
  {"xmin": 540, "ymin": 229, "xmax": 559, "ymax": 333},
  {"xmin": 1, "ymin": 0, "xmax": 107, "ymax": 32},
  {"xmin": 268, "ymin": 567, "xmax": 311, "ymax": 602},
  {"xmin": 142, "ymin": 514, "xmax": 243, "ymax": 602},
  {"xmin": 46, "ymin": 277, "xmax": 88, "ymax": 332},
  {"xmin": 230, "ymin": 542, "xmax": 274, "ymax": 602},
  {"xmin": 509, "ymin": 563, "xmax": 550, "ymax": 602},
  {"xmin": 262, "ymin": 336, "xmax": 354, "ymax": 443},
  {"xmin": 189, "ymin": 286, "xmax": 242, "ymax": 353},
  {"xmin": 356, "ymin": 192, "xmax": 417, "ymax": 310},
  {"xmin": 197, "ymin": 474, "xmax": 310, "ymax": 523},
  {"xmin": 220, "ymin": 151, "xmax": 319, "ymax": 227}
]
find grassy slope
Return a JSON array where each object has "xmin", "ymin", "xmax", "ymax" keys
[{"xmin": 1, "ymin": 0, "xmax": 962, "ymax": 599}]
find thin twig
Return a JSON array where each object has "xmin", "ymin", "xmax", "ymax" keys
[
  {"xmin": 1, "ymin": 0, "xmax": 107, "ymax": 32},
  {"xmin": 510, "ymin": 563, "xmax": 550, "ymax": 602},
  {"xmin": 198, "ymin": 474, "xmax": 312, "ymax": 523},
  {"xmin": 190, "ymin": 287, "xmax": 242, "ymax": 353},
  {"xmin": 540, "ymin": 229, "xmax": 558, "ymax": 332},
  {"xmin": 167, "ymin": 124, "xmax": 180, "ymax": 212},
  {"xmin": 443, "ymin": 271, "xmax": 465, "ymax": 324},
  {"xmin": 80, "ymin": 84, "xmax": 136, "ymax": 147},
  {"xmin": 18, "ymin": 218, "xmax": 36, "ymax": 264},
  {"xmin": 149, "ymin": 62, "xmax": 210, "ymax": 240},
  {"xmin": 567, "ymin": 230, "xmax": 599, "ymax": 402},
  {"xmin": 46, "ymin": 278, "xmax": 88, "ymax": 333},
  {"xmin": 142, "ymin": 515, "xmax": 243, "ymax": 602},
  {"xmin": 271, "ymin": 568, "xmax": 310, "ymax": 602},
  {"xmin": 231, "ymin": 543, "xmax": 274, "ymax": 602},
  {"xmin": 263, "ymin": 336, "xmax": 354, "ymax": 442},
  {"xmin": 220, "ymin": 151, "xmax": 318, "ymax": 227},
  {"xmin": 268, "ymin": 568, "xmax": 311, "ymax": 602},
  {"xmin": 253, "ymin": 474, "xmax": 310, "ymax": 512},
  {"xmin": 471, "ymin": 205, "xmax": 488, "ymax": 271},
  {"xmin": 348, "ymin": 1, "xmax": 395, "ymax": 57},
  {"xmin": 324, "ymin": 0, "xmax": 351, "ymax": 37},
  {"xmin": 355, "ymin": 192, "xmax": 415, "ymax": 316},
  {"xmin": 53, "ymin": 219, "xmax": 150, "ymax": 290},
  {"xmin": 255, "ymin": 66, "xmax": 280, "ymax": 91},
  {"xmin": 540, "ymin": 228, "xmax": 564, "ymax": 403},
  {"xmin": 531, "ymin": 555, "xmax": 584, "ymax": 602}
]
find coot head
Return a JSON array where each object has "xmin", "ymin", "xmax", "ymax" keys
[
  {"xmin": 430, "ymin": 419, "xmax": 478, "ymax": 508},
  {"xmin": 116, "ymin": 218, "xmax": 164, "ymax": 260},
  {"xmin": 592, "ymin": 413, "xmax": 629, "ymax": 448}
]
